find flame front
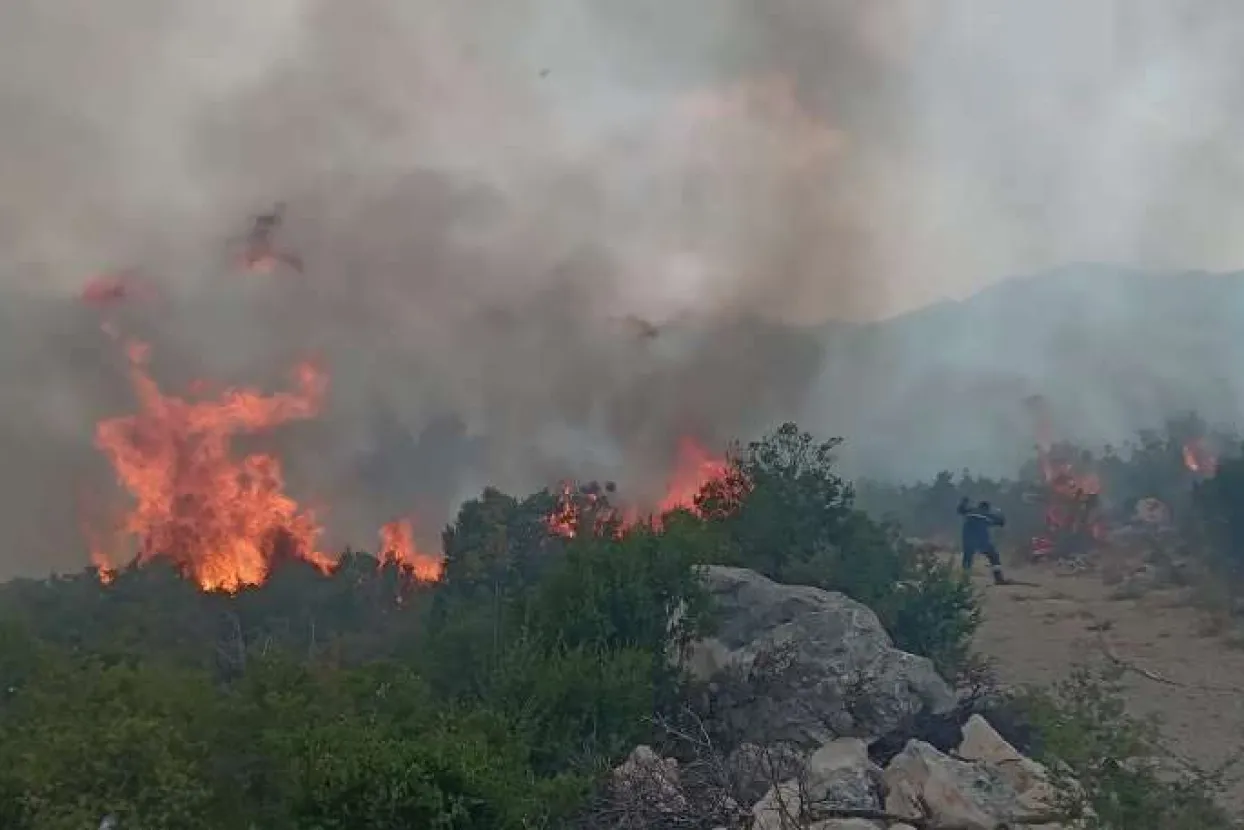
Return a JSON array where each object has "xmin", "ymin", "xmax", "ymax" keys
[
  {"xmin": 1027, "ymin": 396, "xmax": 1106, "ymax": 554},
  {"xmin": 378, "ymin": 518, "xmax": 444, "ymax": 582},
  {"xmin": 657, "ymin": 437, "xmax": 730, "ymax": 515},
  {"xmin": 1040, "ymin": 461, "xmax": 1104, "ymax": 541},
  {"xmin": 94, "ymin": 340, "xmax": 331, "ymax": 592},
  {"xmin": 547, "ymin": 437, "xmax": 730, "ymax": 538}
]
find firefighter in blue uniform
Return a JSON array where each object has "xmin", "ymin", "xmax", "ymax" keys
[{"xmin": 958, "ymin": 496, "xmax": 1008, "ymax": 585}]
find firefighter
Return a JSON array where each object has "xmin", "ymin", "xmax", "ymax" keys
[{"xmin": 957, "ymin": 496, "xmax": 1008, "ymax": 585}]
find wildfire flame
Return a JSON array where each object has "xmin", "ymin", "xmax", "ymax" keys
[
  {"xmin": 1026, "ymin": 396, "xmax": 1107, "ymax": 555},
  {"xmin": 90, "ymin": 337, "xmax": 728, "ymax": 589},
  {"xmin": 1182, "ymin": 438, "xmax": 1218, "ymax": 476},
  {"xmin": 657, "ymin": 437, "xmax": 731, "ymax": 515},
  {"xmin": 94, "ymin": 340, "xmax": 332, "ymax": 592},
  {"xmin": 547, "ymin": 437, "xmax": 731, "ymax": 539},
  {"xmin": 546, "ymin": 482, "xmax": 618, "ymax": 539},
  {"xmin": 82, "ymin": 259, "xmax": 734, "ymax": 591},
  {"xmin": 377, "ymin": 518, "xmax": 444, "ymax": 582}
]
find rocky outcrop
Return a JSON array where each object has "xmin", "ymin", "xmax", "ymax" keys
[
  {"xmin": 880, "ymin": 715, "xmax": 1066, "ymax": 829},
  {"xmin": 685, "ymin": 566, "xmax": 956, "ymax": 747},
  {"xmin": 615, "ymin": 718, "xmax": 1067, "ymax": 829},
  {"xmin": 603, "ymin": 568, "xmax": 1078, "ymax": 828}
]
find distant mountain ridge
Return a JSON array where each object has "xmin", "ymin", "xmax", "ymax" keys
[{"xmin": 803, "ymin": 264, "xmax": 1244, "ymax": 481}]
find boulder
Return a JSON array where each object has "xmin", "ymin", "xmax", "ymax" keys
[
  {"xmin": 688, "ymin": 566, "xmax": 955, "ymax": 747},
  {"xmin": 804, "ymin": 738, "xmax": 884, "ymax": 811},
  {"xmin": 958, "ymin": 714, "xmax": 1059, "ymax": 813},
  {"xmin": 727, "ymin": 742, "xmax": 805, "ymax": 805},
  {"xmin": 752, "ymin": 738, "xmax": 883, "ymax": 830},
  {"xmin": 750, "ymin": 780, "xmax": 805, "ymax": 830},
  {"xmin": 884, "ymin": 739, "xmax": 1066, "ymax": 830}
]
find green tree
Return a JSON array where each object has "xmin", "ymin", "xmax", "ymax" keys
[
  {"xmin": 0, "ymin": 641, "xmax": 223, "ymax": 830},
  {"xmin": 700, "ymin": 422, "xmax": 981, "ymax": 676},
  {"xmin": 1193, "ymin": 448, "xmax": 1244, "ymax": 579}
]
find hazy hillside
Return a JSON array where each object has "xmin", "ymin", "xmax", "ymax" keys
[{"xmin": 809, "ymin": 264, "xmax": 1244, "ymax": 481}]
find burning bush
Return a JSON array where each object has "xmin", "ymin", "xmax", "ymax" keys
[
  {"xmin": 858, "ymin": 411, "xmax": 1238, "ymax": 566},
  {"xmin": 0, "ymin": 418, "xmax": 990, "ymax": 828}
]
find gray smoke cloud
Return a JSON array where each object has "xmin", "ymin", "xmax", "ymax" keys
[{"xmin": 4, "ymin": 0, "xmax": 1244, "ymax": 574}]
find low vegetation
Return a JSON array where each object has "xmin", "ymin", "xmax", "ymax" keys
[
  {"xmin": 0, "ymin": 422, "xmax": 1237, "ymax": 828},
  {"xmin": 1002, "ymin": 665, "xmax": 1237, "ymax": 830}
]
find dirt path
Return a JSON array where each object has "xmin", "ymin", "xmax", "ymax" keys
[{"xmin": 971, "ymin": 561, "xmax": 1244, "ymax": 811}]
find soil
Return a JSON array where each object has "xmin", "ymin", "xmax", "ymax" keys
[{"xmin": 969, "ymin": 556, "xmax": 1244, "ymax": 812}]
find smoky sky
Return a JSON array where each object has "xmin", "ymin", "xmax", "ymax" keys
[{"xmin": 4, "ymin": 0, "xmax": 1244, "ymax": 574}]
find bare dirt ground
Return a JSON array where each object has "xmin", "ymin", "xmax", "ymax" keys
[{"xmin": 970, "ymin": 558, "xmax": 1244, "ymax": 811}]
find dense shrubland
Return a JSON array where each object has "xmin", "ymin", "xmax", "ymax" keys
[{"xmin": 0, "ymin": 423, "xmax": 1235, "ymax": 828}]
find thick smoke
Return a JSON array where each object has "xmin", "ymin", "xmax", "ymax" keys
[{"xmin": 4, "ymin": 1, "xmax": 1244, "ymax": 573}]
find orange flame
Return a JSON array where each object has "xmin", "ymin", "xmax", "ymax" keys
[
  {"xmin": 1182, "ymin": 438, "xmax": 1218, "ymax": 476},
  {"xmin": 93, "ymin": 555, "xmax": 117, "ymax": 585},
  {"xmin": 1026, "ymin": 396, "xmax": 1107, "ymax": 551},
  {"xmin": 657, "ymin": 437, "xmax": 731, "ymax": 515},
  {"xmin": 545, "ymin": 482, "xmax": 621, "ymax": 539},
  {"xmin": 93, "ymin": 339, "xmax": 332, "ymax": 592},
  {"xmin": 378, "ymin": 518, "xmax": 444, "ymax": 582},
  {"xmin": 545, "ymin": 437, "xmax": 731, "ymax": 538}
]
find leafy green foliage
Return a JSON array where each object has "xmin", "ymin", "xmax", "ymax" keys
[
  {"xmin": 0, "ymin": 471, "xmax": 719, "ymax": 828},
  {"xmin": 8, "ymin": 419, "xmax": 1232, "ymax": 827},
  {"xmin": 700, "ymin": 422, "xmax": 981, "ymax": 676},
  {"xmin": 1011, "ymin": 666, "xmax": 1238, "ymax": 830},
  {"xmin": 873, "ymin": 555, "xmax": 982, "ymax": 677},
  {"xmin": 0, "ymin": 640, "xmax": 222, "ymax": 830}
]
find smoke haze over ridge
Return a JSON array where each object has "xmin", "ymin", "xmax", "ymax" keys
[{"xmin": 5, "ymin": 0, "xmax": 1244, "ymax": 574}]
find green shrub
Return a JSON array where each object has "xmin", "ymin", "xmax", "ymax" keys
[
  {"xmin": 1011, "ymin": 665, "xmax": 1237, "ymax": 830},
  {"xmin": 700, "ymin": 422, "xmax": 981, "ymax": 676},
  {"xmin": 0, "ymin": 643, "xmax": 225, "ymax": 830},
  {"xmin": 875, "ymin": 553, "xmax": 982, "ymax": 679},
  {"xmin": 288, "ymin": 714, "xmax": 584, "ymax": 830},
  {"xmin": 1193, "ymin": 448, "xmax": 1244, "ymax": 580}
]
